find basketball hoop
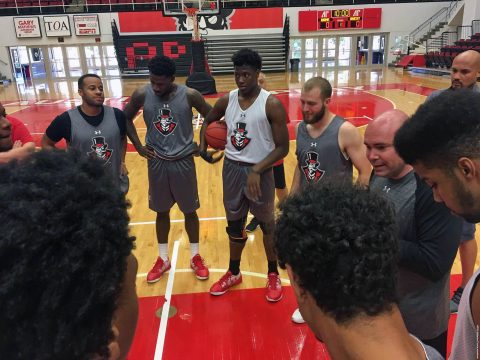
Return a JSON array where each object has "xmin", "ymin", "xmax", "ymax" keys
[{"xmin": 183, "ymin": 6, "xmax": 200, "ymax": 41}]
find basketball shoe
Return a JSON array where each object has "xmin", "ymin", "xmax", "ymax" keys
[
  {"xmin": 210, "ymin": 270, "xmax": 242, "ymax": 295},
  {"xmin": 266, "ymin": 272, "xmax": 283, "ymax": 302},
  {"xmin": 146, "ymin": 257, "xmax": 171, "ymax": 283},
  {"xmin": 246, "ymin": 217, "xmax": 260, "ymax": 232},
  {"xmin": 190, "ymin": 254, "xmax": 209, "ymax": 280},
  {"xmin": 291, "ymin": 308, "xmax": 306, "ymax": 324}
]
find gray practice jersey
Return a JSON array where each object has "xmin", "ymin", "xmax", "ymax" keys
[
  {"xmin": 69, "ymin": 105, "xmax": 122, "ymax": 184},
  {"xmin": 295, "ymin": 116, "xmax": 353, "ymax": 187},
  {"xmin": 143, "ymin": 84, "xmax": 195, "ymax": 160}
]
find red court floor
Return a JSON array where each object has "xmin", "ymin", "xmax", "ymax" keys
[
  {"xmin": 2, "ymin": 83, "xmax": 435, "ymax": 147},
  {"xmin": 3, "ymin": 83, "xmax": 452, "ymax": 359},
  {"xmin": 129, "ymin": 275, "xmax": 460, "ymax": 359}
]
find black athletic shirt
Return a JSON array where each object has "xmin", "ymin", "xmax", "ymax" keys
[{"xmin": 45, "ymin": 106, "xmax": 127, "ymax": 143}]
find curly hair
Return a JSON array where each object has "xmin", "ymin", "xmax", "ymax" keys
[
  {"xmin": 394, "ymin": 90, "xmax": 480, "ymax": 169},
  {"xmin": 78, "ymin": 73, "xmax": 102, "ymax": 90},
  {"xmin": 275, "ymin": 181, "xmax": 399, "ymax": 324},
  {"xmin": 231, "ymin": 48, "xmax": 262, "ymax": 70},
  {"xmin": 148, "ymin": 55, "xmax": 176, "ymax": 77},
  {"xmin": 0, "ymin": 150, "xmax": 135, "ymax": 360}
]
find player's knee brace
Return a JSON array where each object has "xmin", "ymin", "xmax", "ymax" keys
[
  {"xmin": 259, "ymin": 220, "xmax": 274, "ymax": 235},
  {"xmin": 226, "ymin": 218, "xmax": 247, "ymax": 243}
]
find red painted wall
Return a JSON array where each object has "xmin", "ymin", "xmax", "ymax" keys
[{"xmin": 118, "ymin": 8, "xmax": 284, "ymax": 33}]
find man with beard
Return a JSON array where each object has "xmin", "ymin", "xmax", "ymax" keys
[
  {"xmin": 0, "ymin": 102, "xmax": 35, "ymax": 163},
  {"xmin": 199, "ymin": 48, "xmax": 289, "ymax": 302},
  {"xmin": 124, "ymin": 56, "xmax": 215, "ymax": 284},
  {"xmin": 42, "ymin": 74, "xmax": 129, "ymax": 193},
  {"xmin": 394, "ymin": 90, "xmax": 480, "ymax": 360},
  {"xmin": 290, "ymin": 76, "xmax": 371, "ymax": 322},
  {"xmin": 291, "ymin": 76, "xmax": 370, "ymax": 193},
  {"xmin": 426, "ymin": 50, "xmax": 480, "ymax": 314},
  {"xmin": 275, "ymin": 181, "xmax": 444, "ymax": 360},
  {"xmin": 365, "ymin": 109, "xmax": 462, "ymax": 357}
]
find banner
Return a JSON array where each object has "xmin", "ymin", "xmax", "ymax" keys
[
  {"xmin": 118, "ymin": 8, "xmax": 284, "ymax": 33},
  {"xmin": 74, "ymin": 15, "xmax": 101, "ymax": 36},
  {"xmin": 44, "ymin": 15, "xmax": 71, "ymax": 37},
  {"xmin": 14, "ymin": 17, "xmax": 41, "ymax": 38}
]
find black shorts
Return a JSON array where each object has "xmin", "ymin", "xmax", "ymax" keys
[{"xmin": 273, "ymin": 163, "xmax": 286, "ymax": 190}]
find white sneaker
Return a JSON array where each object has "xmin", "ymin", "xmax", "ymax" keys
[{"xmin": 291, "ymin": 308, "xmax": 306, "ymax": 324}]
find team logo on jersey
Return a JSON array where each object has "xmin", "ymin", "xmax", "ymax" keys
[
  {"xmin": 154, "ymin": 107, "xmax": 177, "ymax": 136},
  {"xmin": 231, "ymin": 122, "xmax": 251, "ymax": 151},
  {"xmin": 301, "ymin": 151, "xmax": 325, "ymax": 183},
  {"xmin": 89, "ymin": 136, "xmax": 113, "ymax": 164}
]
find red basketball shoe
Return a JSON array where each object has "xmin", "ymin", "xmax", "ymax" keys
[
  {"xmin": 146, "ymin": 257, "xmax": 171, "ymax": 283},
  {"xmin": 266, "ymin": 272, "xmax": 283, "ymax": 302},
  {"xmin": 190, "ymin": 254, "xmax": 209, "ymax": 280},
  {"xmin": 210, "ymin": 270, "xmax": 242, "ymax": 295}
]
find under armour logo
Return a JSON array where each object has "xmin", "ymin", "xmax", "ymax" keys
[
  {"xmin": 311, "ymin": 142, "xmax": 317, "ymax": 147},
  {"xmin": 94, "ymin": 130, "xmax": 101, "ymax": 135},
  {"xmin": 240, "ymin": 113, "xmax": 246, "ymax": 118},
  {"xmin": 163, "ymin": 104, "xmax": 170, "ymax": 108},
  {"xmin": 383, "ymin": 186, "xmax": 391, "ymax": 193}
]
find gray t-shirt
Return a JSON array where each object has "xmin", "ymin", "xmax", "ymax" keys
[{"xmin": 370, "ymin": 171, "xmax": 462, "ymax": 340}]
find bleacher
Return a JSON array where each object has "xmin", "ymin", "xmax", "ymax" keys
[{"xmin": 425, "ymin": 19, "xmax": 480, "ymax": 69}]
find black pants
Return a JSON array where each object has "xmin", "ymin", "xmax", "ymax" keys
[{"xmin": 422, "ymin": 330, "xmax": 447, "ymax": 358}]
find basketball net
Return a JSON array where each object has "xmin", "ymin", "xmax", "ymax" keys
[{"xmin": 183, "ymin": 6, "xmax": 200, "ymax": 41}]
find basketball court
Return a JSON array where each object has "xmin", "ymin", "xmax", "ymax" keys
[
  {"xmin": 0, "ymin": 66, "xmax": 473, "ymax": 358},
  {"xmin": 1, "ymin": 0, "xmax": 479, "ymax": 357}
]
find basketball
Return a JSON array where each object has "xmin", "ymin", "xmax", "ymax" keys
[{"xmin": 205, "ymin": 121, "xmax": 227, "ymax": 150}]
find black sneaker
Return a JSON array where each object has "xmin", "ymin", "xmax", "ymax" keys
[
  {"xmin": 450, "ymin": 286, "xmax": 464, "ymax": 313},
  {"xmin": 246, "ymin": 217, "xmax": 260, "ymax": 232}
]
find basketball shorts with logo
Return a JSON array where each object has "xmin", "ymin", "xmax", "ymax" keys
[
  {"xmin": 148, "ymin": 155, "xmax": 200, "ymax": 213},
  {"xmin": 223, "ymin": 158, "xmax": 275, "ymax": 223}
]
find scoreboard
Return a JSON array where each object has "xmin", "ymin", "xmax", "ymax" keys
[
  {"xmin": 299, "ymin": 8, "xmax": 382, "ymax": 32},
  {"xmin": 320, "ymin": 9, "xmax": 364, "ymax": 30}
]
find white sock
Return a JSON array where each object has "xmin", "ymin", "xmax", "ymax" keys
[
  {"xmin": 190, "ymin": 242, "xmax": 199, "ymax": 258},
  {"xmin": 158, "ymin": 243, "xmax": 169, "ymax": 261}
]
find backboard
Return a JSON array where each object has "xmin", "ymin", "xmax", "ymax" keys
[{"xmin": 163, "ymin": 0, "xmax": 220, "ymax": 16}]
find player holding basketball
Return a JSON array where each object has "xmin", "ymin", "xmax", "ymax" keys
[
  {"xmin": 124, "ymin": 55, "xmax": 216, "ymax": 284},
  {"xmin": 199, "ymin": 48, "xmax": 289, "ymax": 302},
  {"xmin": 290, "ymin": 76, "xmax": 371, "ymax": 323}
]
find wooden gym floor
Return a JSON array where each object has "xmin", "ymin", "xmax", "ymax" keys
[{"xmin": 0, "ymin": 68, "xmax": 475, "ymax": 359}]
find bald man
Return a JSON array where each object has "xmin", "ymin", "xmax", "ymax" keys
[
  {"xmin": 0, "ymin": 102, "xmax": 35, "ymax": 164},
  {"xmin": 427, "ymin": 49, "xmax": 480, "ymax": 314},
  {"xmin": 365, "ymin": 109, "xmax": 462, "ymax": 357},
  {"xmin": 432, "ymin": 50, "xmax": 480, "ymax": 94}
]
